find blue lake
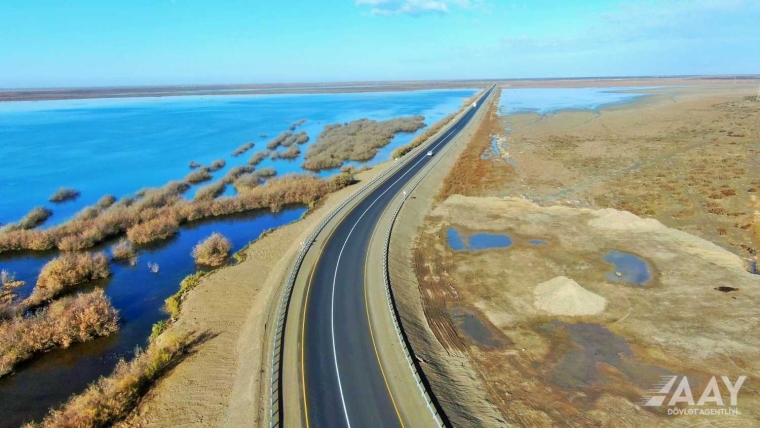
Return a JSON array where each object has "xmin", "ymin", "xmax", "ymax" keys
[
  {"xmin": 0, "ymin": 88, "xmax": 475, "ymax": 425},
  {"xmin": 499, "ymin": 87, "xmax": 652, "ymax": 115}
]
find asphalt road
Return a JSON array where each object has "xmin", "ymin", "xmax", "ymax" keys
[{"xmin": 300, "ymin": 87, "xmax": 493, "ymax": 428}]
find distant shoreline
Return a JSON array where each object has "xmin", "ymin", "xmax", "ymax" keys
[{"xmin": 2, "ymin": 75, "xmax": 757, "ymax": 103}]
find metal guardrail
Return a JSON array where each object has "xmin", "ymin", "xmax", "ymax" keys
[
  {"xmin": 381, "ymin": 88, "xmax": 495, "ymax": 428},
  {"xmin": 269, "ymin": 86, "xmax": 493, "ymax": 428}
]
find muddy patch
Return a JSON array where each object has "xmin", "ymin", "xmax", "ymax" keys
[{"xmin": 449, "ymin": 307, "xmax": 506, "ymax": 348}]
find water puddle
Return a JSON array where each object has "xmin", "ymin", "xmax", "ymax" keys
[
  {"xmin": 543, "ymin": 322, "xmax": 671, "ymax": 390},
  {"xmin": 604, "ymin": 251, "xmax": 651, "ymax": 285},
  {"xmin": 447, "ymin": 227, "xmax": 512, "ymax": 251},
  {"xmin": 449, "ymin": 307, "xmax": 503, "ymax": 348},
  {"xmin": 529, "ymin": 239, "xmax": 547, "ymax": 246}
]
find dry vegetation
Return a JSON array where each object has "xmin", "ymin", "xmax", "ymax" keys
[
  {"xmin": 208, "ymin": 159, "xmax": 226, "ymax": 172},
  {"xmin": 303, "ymin": 116, "xmax": 426, "ymax": 170},
  {"xmin": 0, "ymin": 170, "xmax": 352, "ymax": 254},
  {"xmin": 0, "ymin": 289, "xmax": 119, "ymax": 378},
  {"xmin": 248, "ymin": 150, "xmax": 269, "ymax": 166},
  {"xmin": 266, "ymin": 131, "xmax": 293, "ymax": 150},
  {"xmin": 184, "ymin": 168, "xmax": 212, "ymax": 184},
  {"xmin": 289, "ymin": 118, "xmax": 307, "ymax": 130},
  {"xmin": 1, "ymin": 270, "xmax": 25, "ymax": 320},
  {"xmin": 194, "ymin": 181, "xmax": 226, "ymax": 201},
  {"xmin": 270, "ymin": 145, "xmax": 300, "ymax": 160},
  {"xmin": 188, "ymin": 160, "xmax": 201, "ymax": 169},
  {"xmin": 1, "ymin": 206, "xmax": 53, "ymax": 232},
  {"xmin": 30, "ymin": 332, "xmax": 190, "ymax": 428},
  {"xmin": 281, "ymin": 131, "xmax": 309, "ymax": 147},
  {"xmin": 49, "ymin": 187, "xmax": 80, "ymax": 203},
  {"xmin": 222, "ymin": 165, "xmax": 255, "ymax": 184},
  {"xmin": 231, "ymin": 142, "xmax": 254, "ymax": 157},
  {"xmin": 164, "ymin": 271, "xmax": 207, "ymax": 319},
  {"xmin": 27, "ymin": 252, "xmax": 111, "ymax": 307},
  {"xmin": 110, "ymin": 239, "xmax": 137, "ymax": 263},
  {"xmin": 192, "ymin": 232, "xmax": 232, "ymax": 266}
]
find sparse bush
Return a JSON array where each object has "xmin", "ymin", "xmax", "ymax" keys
[
  {"xmin": 289, "ymin": 118, "xmax": 307, "ymax": 130},
  {"xmin": 194, "ymin": 181, "xmax": 226, "ymax": 201},
  {"xmin": 27, "ymin": 252, "xmax": 111, "ymax": 306},
  {"xmin": 148, "ymin": 262, "xmax": 160, "ymax": 273},
  {"xmin": 50, "ymin": 187, "xmax": 80, "ymax": 203},
  {"xmin": 36, "ymin": 331, "xmax": 188, "ymax": 427},
  {"xmin": 189, "ymin": 160, "xmax": 201, "ymax": 169},
  {"xmin": 184, "ymin": 168, "xmax": 212, "ymax": 184},
  {"xmin": 2, "ymin": 206, "xmax": 53, "ymax": 232},
  {"xmin": 0, "ymin": 289, "xmax": 119, "ymax": 378},
  {"xmin": 208, "ymin": 159, "xmax": 226, "ymax": 172},
  {"xmin": 248, "ymin": 150, "xmax": 269, "ymax": 166},
  {"xmin": 1, "ymin": 270, "xmax": 24, "ymax": 320},
  {"xmin": 222, "ymin": 165, "xmax": 255, "ymax": 184},
  {"xmin": 271, "ymin": 145, "xmax": 301, "ymax": 160},
  {"xmin": 165, "ymin": 271, "xmax": 207, "ymax": 318},
  {"xmin": 232, "ymin": 142, "xmax": 254, "ymax": 157},
  {"xmin": 303, "ymin": 116, "xmax": 425, "ymax": 170},
  {"xmin": 266, "ymin": 131, "xmax": 293, "ymax": 150},
  {"xmin": 280, "ymin": 131, "xmax": 309, "ymax": 147},
  {"xmin": 233, "ymin": 168, "xmax": 278, "ymax": 193},
  {"xmin": 149, "ymin": 320, "xmax": 168, "ymax": 342},
  {"xmin": 392, "ymin": 112, "xmax": 458, "ymax": 158},
  {"xmin": 96, "ymin": 195, "xmax": 117, "ymax": 209},
  {"xmin": 111, "ymin": 239, "xmax": 136, "ymax": 263},
  {"xmin": 126, "ymin": 215, "xmax": 179, "ymax": 244},
  {"xmin": 192, "ymin": 233, "xmax": 232, "ymax": 266}
]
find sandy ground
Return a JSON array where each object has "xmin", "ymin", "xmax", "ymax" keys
[
  {"xmin": 406, "ymin": 83, "xmax": 760, "ymax": 426},
  {"xmin": 120, "ymin": 165, "xmax": 388, "ymax": 427}
]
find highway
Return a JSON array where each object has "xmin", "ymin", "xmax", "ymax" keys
[{"xmin": 297, "ymin": 86, "xmax": 493, "ymax": 428}]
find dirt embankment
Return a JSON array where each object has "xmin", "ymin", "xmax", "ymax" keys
[{"xmin": 121, "ymin": 166, "xmax": 388, "ymax": 427}]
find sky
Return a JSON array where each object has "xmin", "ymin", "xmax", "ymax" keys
[{"xmin": 0, "ymin": 0, "xmax": 758, "ymax": 88}]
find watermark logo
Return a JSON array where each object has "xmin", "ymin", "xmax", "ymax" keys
[{"xmin": 639, "ymin": 375, "xmax": 746, "ymax": 416}]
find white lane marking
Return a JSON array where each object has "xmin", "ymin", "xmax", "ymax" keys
[{"xmin": 329, "ymin": 126, "xmax": 458, "ymax": 427}]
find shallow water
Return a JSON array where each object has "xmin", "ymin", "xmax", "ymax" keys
[
  {"xmin": 499, "ymin": 87, "xmax": 653, "ymax": 115},
  {"xmin": 0, "ymin": 89, "xmax": 475, "ymax": 226},
  {"xmin": 449, "ymin": 307, "xmax": 502, "ymax": 348},
  {"xmin": 0, "ymin": 88, "xmax": 475, "ymax": 425},
  {"xmin": 0, "ymin": 208, "xmax": 305, "ymax": 427},
  {"xmin": 446, "ymin": 227, "xmax": 512, "ymax": 251},
  {"xmin": 529, "ymin": 239, "xmax": 547, "ymax": 246},
  {"xmin": 604, "ymin": 251, "xmax": 652, "ymax": 285}
]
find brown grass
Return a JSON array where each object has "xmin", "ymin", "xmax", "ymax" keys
[
  {"xmin": 26, "ymin": 252, "xmax": 111, "ymax": 306},
  {"xmin": 303, "ymin": 116, "xmax": 426, "ymax": 170},
  {"xmin": 1, "ymin": 270, "xmax": 24, "ymax": 320},
  {"xmin": 271, "ymin": 145, "xmax": 300, "ymax": 160},
  {"xmin": 32, "ymin": 331, "xmax": 189, "ymax": 428},
  {"xmin": 248, "ymin": 150, "xmax": 269, "ymax": 166},
  {"xmin": 208, "ymin": 159, "xmax": 226, "ymax": 172},
  {"xmin": 0, "ymin": 172, "xmax": 350, "ymax": 254},
  {"xmin": 232, "ymin": 142, "xmax": 254, "ymax": 157},
  {"xmin": 111, "ymin": 239, "xmax": 136, "ymax": 263},
  {"xmin": 1, "ymin": 206, "xmax": 53, "ymax": 232},
  {"xmin": 0, "ymin": 289, "xmax": 119, "ymax": 378},
  {"xmin": 194, "ymin": 181, "xmax": 226, "ymax": 201},
  {"xmin": 289, "ymin": 118, "xmax": 307, "ymax": 130},
  {"xmin": 191, "ymin": 232, "xmax": 232, "ymax": 266},
  {"xmin": 184, "ymin": 168, "xmax": 212, "ymax": 184},
  {"xmin": 266, "ymin": 132, "xmax": 293, "ymax": 150},
  {"xmin": 222, "ymin": 165, "xmax": 255, "ymax": 184},
  {"xmin": 49, "ymin": 188, "xmax": 80, "ymax": 203},
  {"xmin": 188, "ymin": 160, "xmax": 201, "ymax": 169}
]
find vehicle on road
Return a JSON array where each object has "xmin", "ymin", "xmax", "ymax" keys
[{"xmin": 427, "ymin": 150, "xmax": 434, "ymax": 156}]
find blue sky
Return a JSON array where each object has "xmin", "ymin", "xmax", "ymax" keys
[{"xmin": 1, "ymin": 0, "xmax": 758, "ymax": 88}]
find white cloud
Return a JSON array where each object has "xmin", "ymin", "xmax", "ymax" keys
[{"xmin": 355, "ymin": 0, "xmax": 474, "ymax": 16}]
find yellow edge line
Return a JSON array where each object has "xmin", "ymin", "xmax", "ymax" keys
[{"xmin": 364, "ymin": 236, "xmax": 406, "ymax": 428}]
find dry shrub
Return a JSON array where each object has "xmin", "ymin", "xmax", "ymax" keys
[
  {"xmin": 35, "ymin": 332, "xmax": 188, "ymax": 428},
  {"xmin": 233, "ymin": 173, "xmax": 261, "ymax": 192},
  {"xmin": 111, "ymin": 239, "xmax": 136, "ymax": 262},
  {"xmin": 222, "ymin": 165, "xmax": 255, "ymax": 184},
  {"xmin": 248, "ymin": 150, "xmax": 269, "ymax": 166},
  {"xmin": 49, "ymin": 187, "xmax": 80, "ymax": 203},
  {"xmin": 302, "ymin": 116, "xmax": 426, "ymax": 170},
  {"xmin": 188, "ymin": 160, "xmax": 201, "ymax": 169},
  {"xmin": 266, "ymin": 131, "xmax": 293, "ymax": 150},
  {"xmin": 165, "ymin": 272, "xmax": 206, "ymax": 318},
  {"xmin": 184, "ymin": 169, "xmax": 212, "ymax": 184},
  {"xmin": 0, "ymin": 289, "xmax": 118, "ymax": 378},
  {"xmin": 208, "ymin": 159, "xmax": 226, "ymax": 172},
  {"xmin": 231, "ymin": 142, "xmax": 254, "ymax": 157},
  {"xmin": 1, "ymin": 206, "xmax": 52, "ymax": 232},
  {"xmin": 194, "ymin": 181, "xmax": 226, "ymax": 201},
  {"xmin": 126, "ymin": 215, "xmax": 179, "ymax": 244},
  {"xmin": 271, "ymin": 145, "xmax": 300, "ymax": 160},
  {"xmin": 27, "ymin": 252, "xmax": 111, "ymax": 306},
  {"xmin": 289, "ymin": 118, "xmax": 307, "ymax": 130},
  {"xmin": 280, "ymin": 131, "xmax": 308, "ymax": 147},
  {"xmin": 1, "ymin": 270, "xmax": 24, "ymax": 320},
  {"xmin": 191, "ymin": 232, "xmax": 232, "ymax": 266},
  {"xmin": 672, "ymin": 209, "xmax": 696, "ymax": 219},
  {"xmin": 721, "ymin": 188, "xmax": 737, "ymax": 197}
]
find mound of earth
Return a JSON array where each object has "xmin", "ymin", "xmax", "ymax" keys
[{"xmin": 533, "ymin": 276, "xmax": 606, "ymax": 316}]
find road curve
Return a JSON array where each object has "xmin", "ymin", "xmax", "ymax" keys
[{"xmin": 299, "ymin": 87, "xmax": 494, "ymax": 428}]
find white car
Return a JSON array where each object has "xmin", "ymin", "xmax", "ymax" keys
[{"xmin": 427, "ymin": 150, "xmax": 434, "ymax": 156}]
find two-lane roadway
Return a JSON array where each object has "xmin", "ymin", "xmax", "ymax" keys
[{"xmin": 297, "ymin": 86, "xmax": 494, "ymax": 427}]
